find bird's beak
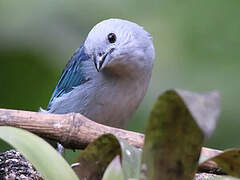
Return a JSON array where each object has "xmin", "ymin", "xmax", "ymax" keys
[
  {"xmin": 93, "ymin": 48, "xmax": 115, "ymax": 72},
  {"xmin": 93, "ymin": 53, "xmax": 109, "ymax": 72}
]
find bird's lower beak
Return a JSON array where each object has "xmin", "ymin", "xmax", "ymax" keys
[{"xmin": 93, "ymin": 52, "xmax": 110, "ymax": 72}]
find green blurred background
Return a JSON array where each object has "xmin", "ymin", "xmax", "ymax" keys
[{"xmin": 0, "ymin": 0, "xmax": 240, "ymax": 163}]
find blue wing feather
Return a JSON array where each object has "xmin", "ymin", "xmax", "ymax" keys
[{"xmin": 47, "ymin": 45, "xmax": 90, "ymax": 110}]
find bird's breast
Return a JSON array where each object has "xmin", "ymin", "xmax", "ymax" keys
[
  {"xmin": 81, "ymin": 72, "xmax": 150, "ymax": 128},
  {"xmin": 49, "ymin": 68, "xmax": 151, "ymax": 129}
]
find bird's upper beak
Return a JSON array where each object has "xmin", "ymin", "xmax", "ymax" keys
[
  {"xmin": 93, "ymin": 48, "xmax": 115, "ymax": 72},
  {"xmin": 93, "ymin": 53, "xmax": 109, "ymax": 72}
]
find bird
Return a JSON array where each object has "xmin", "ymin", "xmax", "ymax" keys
[{"xmin": 42, "ymin": 18, "xmax": 155, "ymax": 129}]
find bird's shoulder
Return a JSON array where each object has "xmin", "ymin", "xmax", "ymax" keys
[{"xmin": 47, "ymin": 45, "xmax": 91, "ymax": 109}]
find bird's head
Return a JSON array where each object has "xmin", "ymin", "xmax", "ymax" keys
[{"xmin": 84, "ymin": 19, "xmax": 155, "ymax": 73}]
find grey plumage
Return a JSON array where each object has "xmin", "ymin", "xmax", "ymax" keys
[{"xmin": 42, "ymin": 19, "xmax": 155, "ymax": 128}]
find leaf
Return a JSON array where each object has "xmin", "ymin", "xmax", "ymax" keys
[
  {"xmin": 120, "ymin": 137, "xmax": 142, "ymax": 178},
  {"xmin": 176, "ymin": 89, "xmax": 220, "ymax": 139},
  {"xmin": 141, "ymin": 89, "xmax": 220, "ymax": 180},
  {"xmin": 199, "ymin": 147, "xmax": 223, "ymax": 164},
  {"xmin": 200, "ymin": 149, "xmax": 240, "ymax": 178},
  {"xmin": 102, "ymin": 155, "xmax": 124, "ymax": 180},
  {"xmin": 72, "ymin": 134, "xmax": 141, "ymax": 179},
  {"xmin": 0, "ymin": 126, "xmax": 78, "ymax": 180}
]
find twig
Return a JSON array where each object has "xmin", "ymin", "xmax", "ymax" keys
[{"xmin": 0, "ymin": 108, "xmax": 222, "ymax": 172}]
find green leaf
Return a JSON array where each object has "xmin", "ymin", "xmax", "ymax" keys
[
  {"xmin": 0, "ymin": 126, "xmax": 78, "ymax": 180},
  {"xmin": 102, "ymin": 155, "xmax": 124, "ymax": 180},
  {"xmin": 141, "ymin": 89, "xmax": 220, "ymax": 180},
  {"xmin": 72, "ymin": 134, "xmax": 141, "ymax": 179},
  {"xmin": 200, "ymin": 149, "xmax": 240, "ymax": 178},
  {"xmin": 120, "ymin": 137, "xmax": 142, "ymax": 178}
]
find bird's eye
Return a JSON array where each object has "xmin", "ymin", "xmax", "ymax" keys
[{"xmin": 107, "ymin": 33, "xmax": 116, "ymax": 43}]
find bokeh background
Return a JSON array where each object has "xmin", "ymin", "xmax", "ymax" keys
[{"xmin": 0, "ymin": 0, "xmax": 240, "ymax": 163}]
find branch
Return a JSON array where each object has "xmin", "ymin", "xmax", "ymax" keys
[
  {"xmin": 0, "ymin": 108, "xmax": 143, "ymax": 149},
  {"xmin": 0, "ymin": 108, "xmax": 222, "ymax": 172}
]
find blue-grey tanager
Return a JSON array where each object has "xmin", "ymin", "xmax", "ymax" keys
[{"xmin": 42, "ymin": 18, "xmax": 155, "ymax": 129}]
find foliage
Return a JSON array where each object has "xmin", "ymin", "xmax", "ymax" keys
[
  {"xmin": 0, "ymin": 126, "xmax": 78, "ymax": 180},
  {"xmin": 1, "ymin": 89, "xmax": 240, "ymax": 180}
]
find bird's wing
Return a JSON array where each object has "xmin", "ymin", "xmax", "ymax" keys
[{"xmin": 47, "ymin": 45, "xmax": 90, "ymax": 110}]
